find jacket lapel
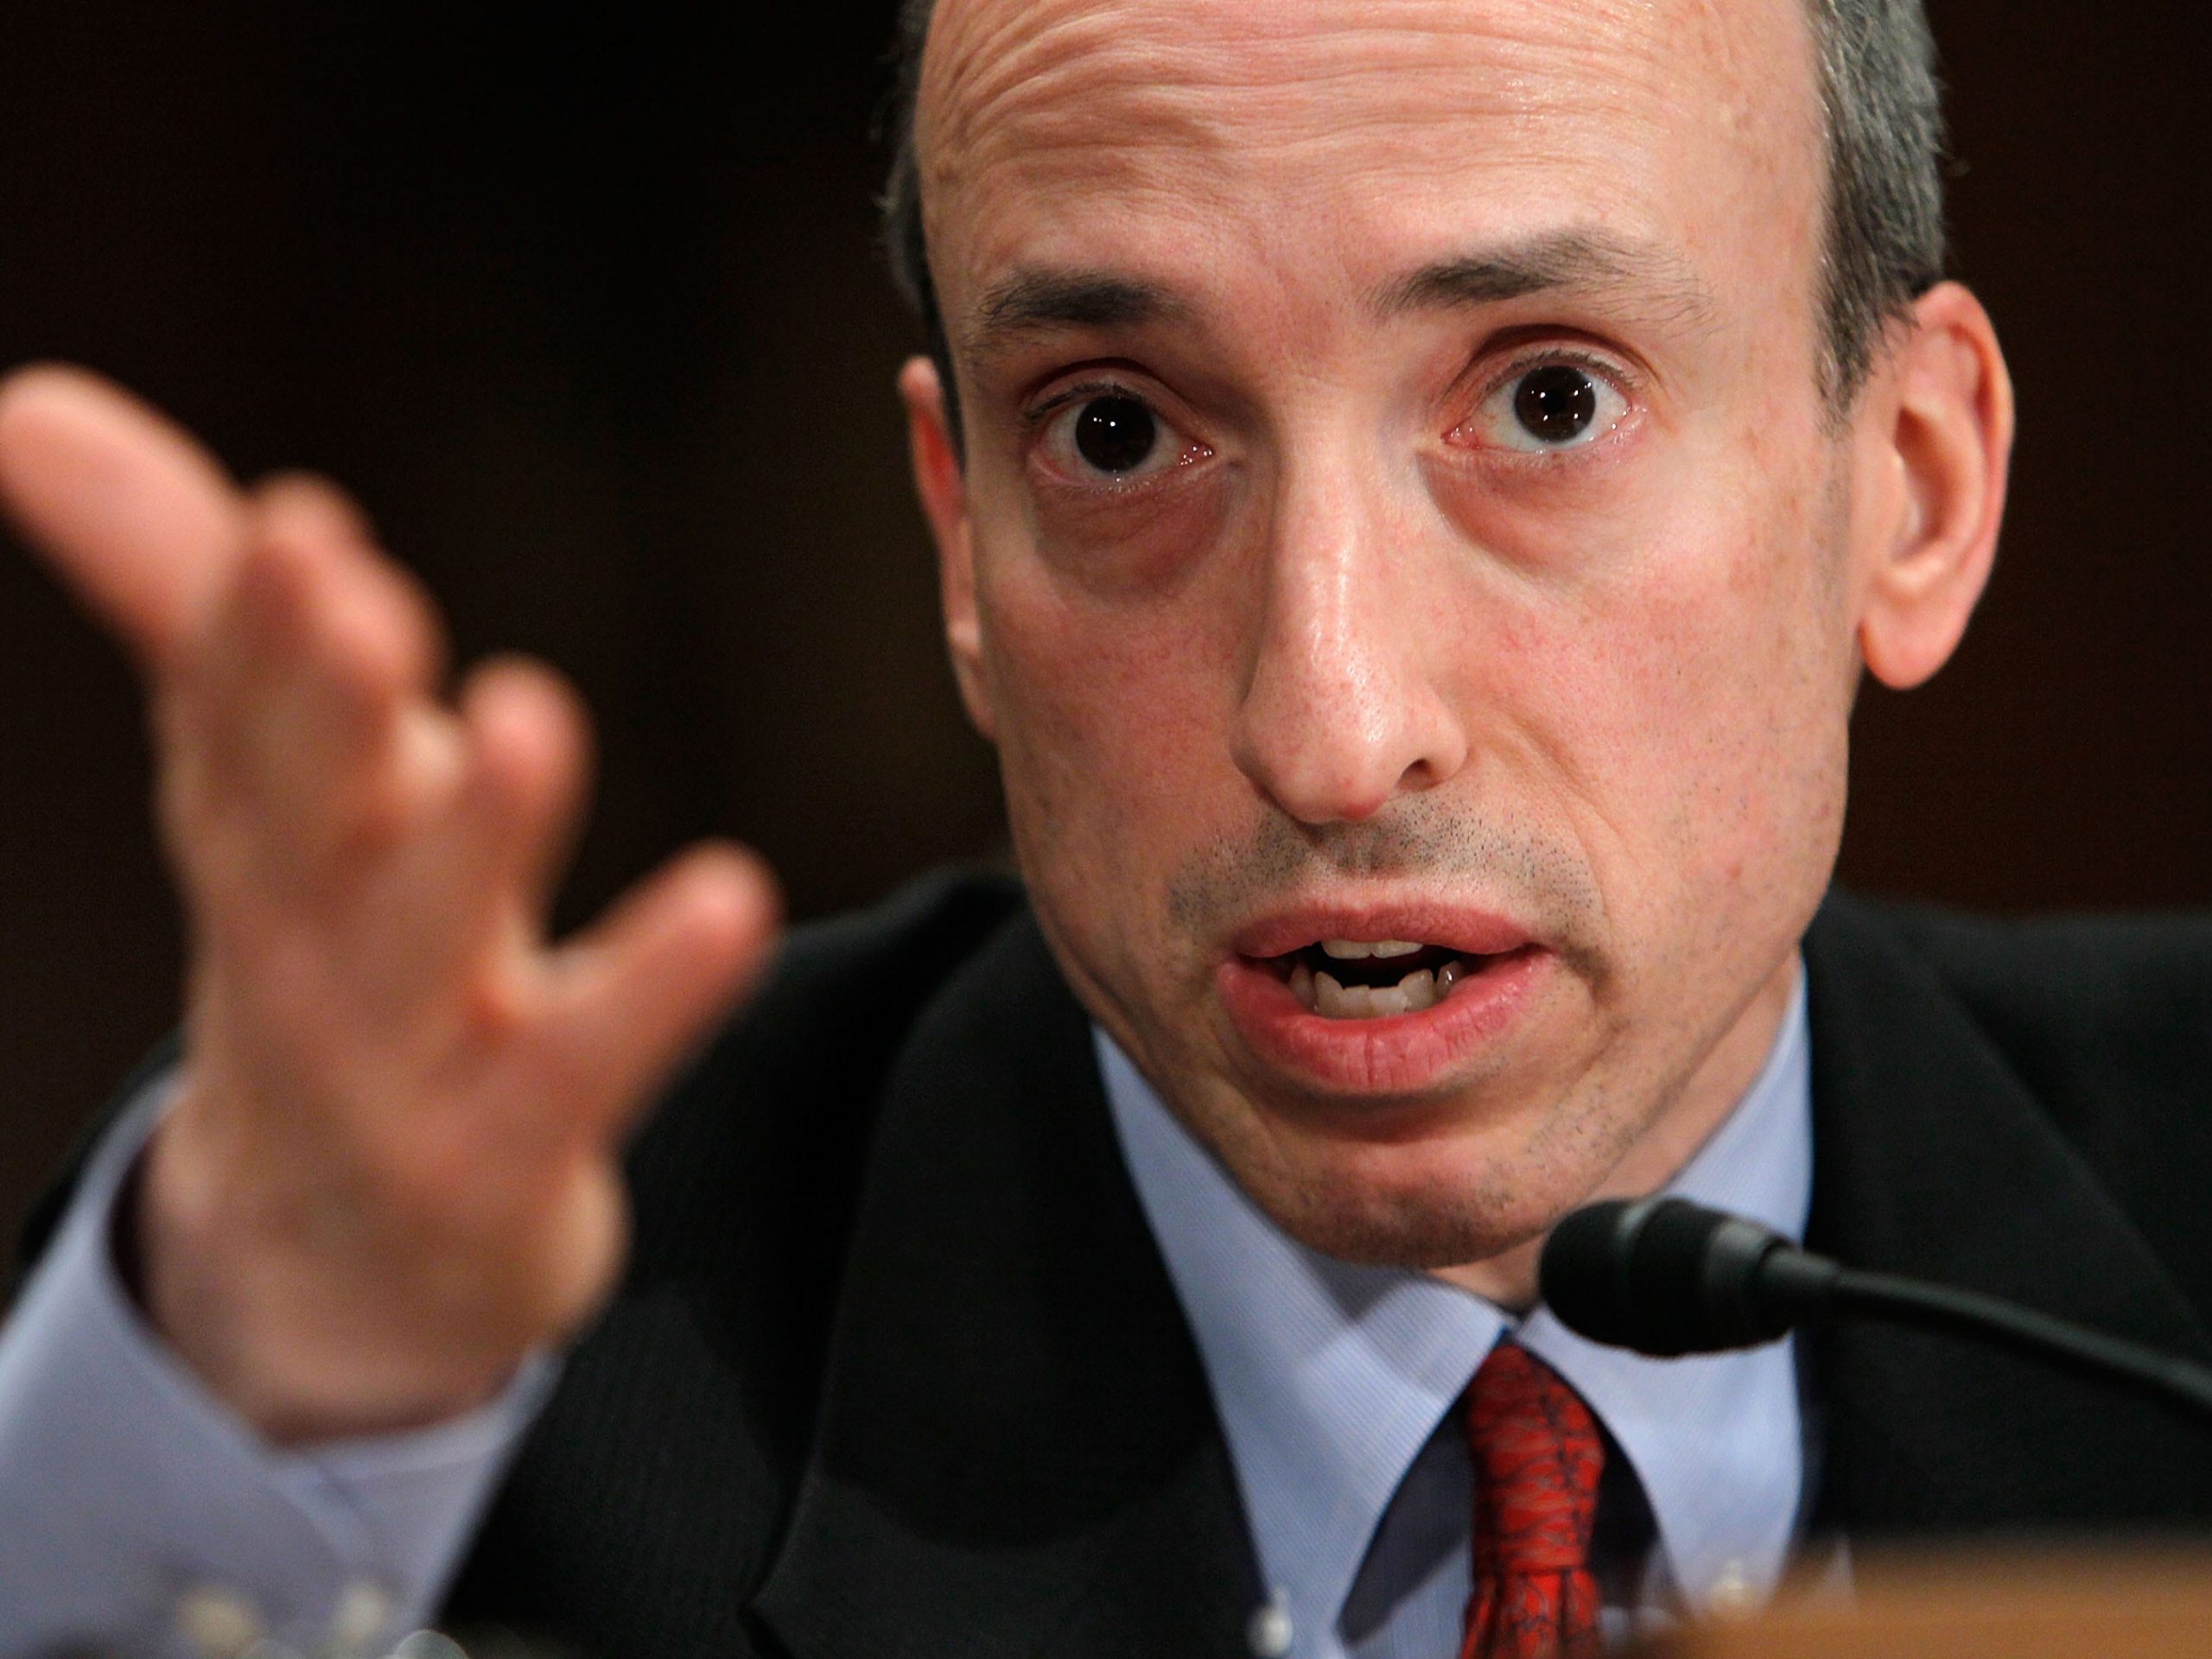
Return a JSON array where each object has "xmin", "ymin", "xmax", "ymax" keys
[
  {"xmin": 758, "ymin": 889, "xmax": 2212, "ymax": 1654},
  {"xmin": 1801, "ymin": 894, "xmax": 2212, "ymax": 1535},
  {"xmin": 750, "ymin": 913, "xmax": 1260, "ymax": 1659}
]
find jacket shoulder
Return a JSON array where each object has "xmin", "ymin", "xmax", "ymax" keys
[
  {"xmin": 1813, "ymin": 890, "xmax": 2212, "ymax": 1308},
  {"xmin": 1829, "ymin": 892, "xmax": 2212, "ymax": 1105},
  {"xmin": 628, "ymin": 862, "xmax": 1029, "ymax": 1254},
  {"xmin": 624, "ymin": 861, "xmax": 1032, "ymax": 1428}
]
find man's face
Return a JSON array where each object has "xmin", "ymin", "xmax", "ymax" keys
[{"xmin": 913, "ymin": 0, "xmax": 1878, "ymax": 1270}]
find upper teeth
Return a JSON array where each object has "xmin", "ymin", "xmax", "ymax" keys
[{"xmin": 1319, "ymin": 938, "xmax": 1425, "ymax": 960}]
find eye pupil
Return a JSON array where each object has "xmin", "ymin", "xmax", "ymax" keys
[
  {"xmin": 1514, "ymin": 365, "xmax": 1599, "ymax": 444},
  {"xmin": 1074, "ymin": 396, "xmax": 1159, "ymax": 474}
]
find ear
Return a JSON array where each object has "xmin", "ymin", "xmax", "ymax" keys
[
  {"xmin": 898, "ymin": 354, "xmax": 995, "ymax": 741},
  {"xmin": 1854, "ymin": 281, "xmax": 2016, "ymax": 690}
]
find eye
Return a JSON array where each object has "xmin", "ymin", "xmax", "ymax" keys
[
  {"xmin": 1456, "ymin": 359, "xmax": 1630, "ymax": 454},
  {"xmin": 1034, "ymin": 390, "xmax": 1210, "ymax": 484}
]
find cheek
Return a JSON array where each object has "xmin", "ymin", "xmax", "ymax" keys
[
  {"xmin": 965, "ymin": 446, "xmax": 1261, "ymax": 836},
  {"xmin": 970, "ymin": 528, "xmax": 1236, "ymax": 962},
  {"xmin": 1451, "ymin": 445, "xmax": 1852, "ymax": 947}
]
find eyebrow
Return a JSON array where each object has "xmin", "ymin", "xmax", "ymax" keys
[
  {"xmin": 961, "ymin": 230, "xmax": 1716, "ymax": 364},
  {"xmin": 1376, "ymin": 229, "xmax": 1718, "ymax": 327},
  {"xmin": 967, "ymin": 270, "xmax": 1188, "ymax": 362}
]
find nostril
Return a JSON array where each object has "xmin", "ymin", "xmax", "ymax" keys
[{"xmin": 1395, "ymin": 753, "xmax": 1449, "ymax": 794}]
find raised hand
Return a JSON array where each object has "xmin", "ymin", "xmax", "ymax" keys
[{"xmin": 0, "ymin": 366, "xmax": 779, "ymax": 1442}]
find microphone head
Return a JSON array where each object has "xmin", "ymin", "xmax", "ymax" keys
[{"xmin": 1540, "ymin": 1197, "xmax": 1805, "ymax": 1357}]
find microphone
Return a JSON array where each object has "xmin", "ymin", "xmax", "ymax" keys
[{"xmin": 1539, "ymin": 1197, "xmax": 2212, "ymax": 1427}]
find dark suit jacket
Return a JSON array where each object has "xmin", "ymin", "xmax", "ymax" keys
[{"xmin": 33, "ymin": 874, "xmax": 2212, "ymax": 1657}]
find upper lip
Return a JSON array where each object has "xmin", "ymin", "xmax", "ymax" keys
[{"xmin": 1227, "ymin": 899, "xmax": 1539, "ymax": 962}]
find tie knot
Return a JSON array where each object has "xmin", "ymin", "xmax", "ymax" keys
[{"xmin": 1464, "ymin": 1343, "xmax": 1605, "ymax": 1575}]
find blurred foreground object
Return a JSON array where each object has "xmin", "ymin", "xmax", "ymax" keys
[{"xmin": 1636, "ymin": 1547, "xmax": 2212, "ymax": 1659}]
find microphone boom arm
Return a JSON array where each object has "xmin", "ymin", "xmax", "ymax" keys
[{"xmin": 1827, "ymin": 1267, "xmax": 2212, "ymax": 1426}]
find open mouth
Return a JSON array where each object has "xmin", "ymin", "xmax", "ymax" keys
[{"xmin": 1254, "ymin": 938, "xmax": 1537, "ymax": 1020}]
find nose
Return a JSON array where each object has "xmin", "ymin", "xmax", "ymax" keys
[{"xmin": 1229, "ymin": 462, "xmax": 1468, "ymax": 823}]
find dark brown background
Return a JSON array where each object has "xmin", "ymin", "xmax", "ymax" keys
[{"xmin": 2, "ymin": 2, "xmax": 2205, "ymax": 1256}]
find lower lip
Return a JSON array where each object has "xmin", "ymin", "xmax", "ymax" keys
[{"xmin": 1214, "ymin": 948, "xmax": 1549, "ymax": 1096}]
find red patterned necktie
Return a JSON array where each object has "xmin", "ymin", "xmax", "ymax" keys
[{"xmin": 1458, "ymin": 1342, "xmax": 1605, "ymax": 1659}]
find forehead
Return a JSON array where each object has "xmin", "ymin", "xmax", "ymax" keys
[{"xmin": 917, "ymin": 0, "xmax": 1824, "ymax": 344}]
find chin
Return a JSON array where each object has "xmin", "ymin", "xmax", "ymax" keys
[{"xmin": 1198, "ymin": 1092, "xmax": 1609, "ymax": 1271}]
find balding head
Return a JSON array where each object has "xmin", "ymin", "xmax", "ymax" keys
[{"xmin": 883, "ymin": 0, "xmax": 1944, "ymax": 423}]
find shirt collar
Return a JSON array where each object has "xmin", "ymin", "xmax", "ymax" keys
[{"xmin": 1099, "ymin": 965, "xmax": 1812, "ymax": 1640}]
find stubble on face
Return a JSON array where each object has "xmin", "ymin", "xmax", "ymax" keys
[
  {"xmin": 1153, "ymin": 463, "xmax": 1858, "ymax": 1277},
  {"xmin": 1165, "ymin": 804, "xmax": 1605, "ymax": 964},
  {"xmin": 1166, "ymin": 802, "xmax": 1623, "ymax": 1262},
  {"xmin": 914, "ymin": 0, "xmax": 1863, "ymax": 1281}
]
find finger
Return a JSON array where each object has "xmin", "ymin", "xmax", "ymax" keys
[
  {"xmin": 450, "ymin": 656, "xmax": 593, "ymax": 915},
  {"xmin": 245, "ymin": 474, "xmax": 453, "ymax": 696},
  {"xmin": 250, "ymin": 470, "xmax": 381, "ymax": 553},
  {"xmin": 345, "ymin": 657, "xmax": 593, "ymax": 1014},
  {"xmin": 243, "ymin": 476, "xmax": 449, "ymax": 702},
  {"xmin": 175, "ymin": 509, "xmax": 456, "ymax": 871},
  {"xmin": 537, "ymin": 844, "xmax": 781, "ymax": 1138},
  {"xmin": 0, "ymin": 364, "xmax": 247, "ymax": 673}
]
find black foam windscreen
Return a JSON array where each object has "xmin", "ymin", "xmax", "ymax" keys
[{"xmin": 1541, "ymin": 1197, "xmax": 1811, "ymax": 1356}]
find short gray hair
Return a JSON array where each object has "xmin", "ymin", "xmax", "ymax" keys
[{"xmin": 880, "ymin": 0, "xmax": 1947, "ymax": 422}]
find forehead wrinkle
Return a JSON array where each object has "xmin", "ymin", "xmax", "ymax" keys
[
  {"xmin": 926, "ymin": 0, "xmax": 1675, "ymax": 143},
  {"xmin": 922, "ymin": 0, "xmax": 1828, "ymax": 378},
  {"xmin": 918, "ymin": 1, "xmax": 1678, "ymax": 251}
]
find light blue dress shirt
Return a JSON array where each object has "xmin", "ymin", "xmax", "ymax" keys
[
  {"xmin": 0, "ymin": 1077, "xmax": 555, "ymax": 1659},
  {"xmin": 0, "ymin": 972, "xmax": 1813, "ymax": 1658},
  {"xmin": 1098, "ymin": 967, "xmax": 1815, "ymax": 1658}
]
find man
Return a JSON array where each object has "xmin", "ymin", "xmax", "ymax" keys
[{"xmin": 3, "ymin": 0, "xmax": 2209, "ymax": 1655}]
